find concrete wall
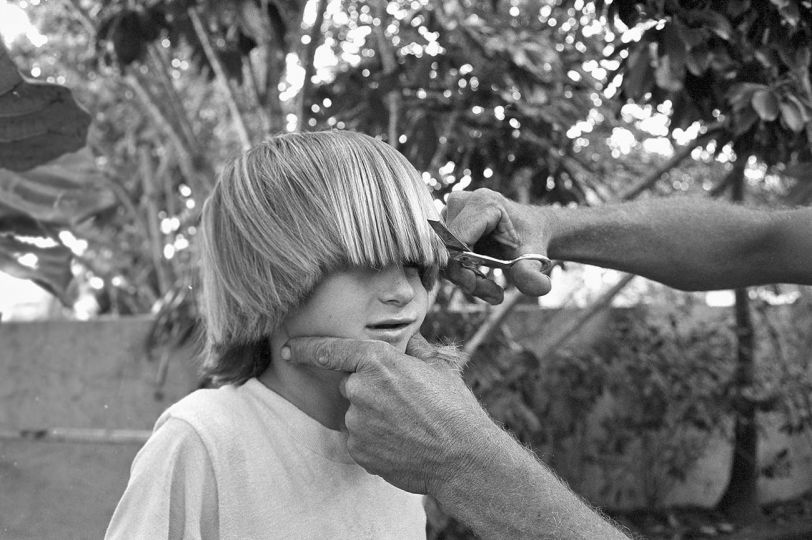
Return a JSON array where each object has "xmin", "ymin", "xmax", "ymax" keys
[
  {"xmin": 0, "ymin": 310, "xmax": 810, "ymax": 538},
  {"xmin": 0, "ymin": 317, "xmax": 199, "ymax": 540}
]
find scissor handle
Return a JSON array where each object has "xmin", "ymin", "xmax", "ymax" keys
[{"xmin": 456, "ymin": 252, "xmax": 552, "ymax": 273}]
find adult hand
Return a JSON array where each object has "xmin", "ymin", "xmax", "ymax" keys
[
  {"xmin": 282, "ymin": 333, "xmax": 500, "ymax": 497},
  {"xmin": 284, "ymin": 333, "xmax": 632, "ymax": 539},
  {"xmin": 444, "ymin": 188, "xmax": 552, "ymax": 303}
]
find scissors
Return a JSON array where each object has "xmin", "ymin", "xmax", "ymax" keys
[{"xmin": 428, "ymin": 219, "xmax": 552, "ymax": 276}]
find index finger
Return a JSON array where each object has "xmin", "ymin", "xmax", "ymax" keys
[
  {"xmin": 445, "ymin": 190, "xmax": 519, "ymax": 249},
  {"xmin": 283, "ymin": 336, "xmax": 383, "ymax": 373},
  {"xmin": 442, "ymin": 261, "xmax": 505, "ymax": 304}
]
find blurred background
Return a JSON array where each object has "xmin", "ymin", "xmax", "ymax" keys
[{"xmin": 1, "ymin": 0, "xmax": 811, "ymax": 538}]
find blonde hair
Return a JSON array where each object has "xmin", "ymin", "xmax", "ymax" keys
[{"xmin": 198, "ymin": 130, "xmax": 448, "ymax": 385}]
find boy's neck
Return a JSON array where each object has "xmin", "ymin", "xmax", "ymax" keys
[{"xmin": 258, "ymin": 360, "xmax": 348, "ymax": 431}]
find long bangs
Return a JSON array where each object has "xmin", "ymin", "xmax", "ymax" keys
[{"xmin": 315, "ymin": 133, "xmax": 449, "ymax": 280}]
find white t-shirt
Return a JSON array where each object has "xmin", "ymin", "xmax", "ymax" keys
[{"xmin": 106, "ymin": 378, "xmax": 426, "ymax": 539}]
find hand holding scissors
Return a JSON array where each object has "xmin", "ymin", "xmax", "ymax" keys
[{"xmin": 428, "ymin": 219, "xmax": 552, "ymax": 278}]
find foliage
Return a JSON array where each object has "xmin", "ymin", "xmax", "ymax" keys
[
  {"xmin": 425, "ymin": 296, "xmax": 812, "ymax": 532},
  {"xmin": 582, "ymin": 305, "xmax": 735, "ymax": 507},
  {"xmin": 602, "ymin": 0, "xmax": 812, "ymax": 179},
  {"xmin": 0, "ymin": 38, "xmax": 104, "ymax": 302},
  {"xmin": 592, "ymin": 0, "xmax": 812, "ymax": 517},
  {"xmin": 0, "ymin": 0, "xmax": 627, "ymax": 318},
  {"xmin": 0, "ymin": 40, "xmax": 90, "ymax": 170},
  {"xmin": 312, "ymin": 0, "xmax": 614, "ymax": 204}
]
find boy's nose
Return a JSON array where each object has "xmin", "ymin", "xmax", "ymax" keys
[{"xmin": 378, "ymin": 266, "xmax": 416, "ymax": 306}]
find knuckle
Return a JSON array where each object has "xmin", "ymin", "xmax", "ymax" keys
[
  {"xmin": 473, "ymin": 187, "xmax": 497, "ymax": 200},
  {"xmin": 309, "ymin": 340, "xmax": 328, "ymax": 360},
  {"xmin": 344, "ymin": 408, "xmax": 359, "ymax": 431},
  {"xmin": 343, "ymin": 376, "xmax": 361, "ymax": 401}
]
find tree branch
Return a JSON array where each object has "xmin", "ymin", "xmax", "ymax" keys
[
  {"xmin": 146, "ymin": 44, "xmax": 199, "ymax": 151},
  {"xmin": 618, "ymin": 123, "xmax": 722, "ymax": 201},
  {"xmin": 139, "ymin": 146, "xmax": 171, "ymax": 296},
  {"xmin": 243, "ymin": 57, "xmax": 272, "ymax": 135},
  {"xmin": 296, "ymin": 0, "xmax": 327, "ymax": 125},
  {"xmin": 59, "ymin": 0, "xmax": 95, "ymax": 35},
  {"xmin": 463, "ymin": 289, "xmax": 525, "ymax": 356},
  {"xmin": 126, "ymin": 74, "xmax": 210, "ymax": 194},
  {"xmin": 373, "ymin": 2, "xmax": 400, "ymax": 146},
  {"xmin": 187, "ymin": 6, "xmax": 253, "ymax": 149},
  {"xmin": 535, "ymin": 273, "xmax": 636, "ymax": 361}
]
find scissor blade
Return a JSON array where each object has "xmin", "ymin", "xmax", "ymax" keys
[{"xmin": 427, "ymin": 219, "xmax": 471, "ymax": 252}]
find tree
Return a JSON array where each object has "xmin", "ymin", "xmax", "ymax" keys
[
  {"xmin": 0, "ymin": 35, "xmax": 116, "ymax": 304},
  {"xmin": 2, "ymin": 0, "xmax": 617, "ymax": 323},
  {"xmin": 596, "ymin": 0, "xmax": 812, "ymax": 521}
]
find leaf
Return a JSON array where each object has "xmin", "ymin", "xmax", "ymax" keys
[
  {"xmin": 622, "ymin": 44, "xmax": 652, "ymax": 100},
  {"xmin": 780, "ymin": 99, "xmax": 806, "ymax": 132},
  {"xmin": 732, "ymin": 107, "xmax": 759, "ymax": 136},
  {"xmin": 778, "ymin": 1, "xmax": 801, "ymax": 26},
  {"xmin": 675, "ymin": 20, "xmax": 706, "ymax": 48},
  {"xmin": 807, "ymin": 122, "xmax": 812, "ymax": 153},
  {"xmin": 656, "ymin": 24, "xmax": 686, "ymax": 91},
  {"xmin": 751, "ymin": 89, "xmax": 780, "ymax": 121},
  {"xmin": 685, "ymin": 44, "xmax": 711, "ymax": 76},
  {"xmin": 782, "ymin": 161, "xmax": 812, "ymax": 180},
  {"xmin": 0, "ymin": 148, "xmax": 117, "ymax": 226},
  {"xmin": 697, "ymin": 11, "xmax": 734, "ymax": 41},
  {"xmin": 726, "ymin": 82, "xmax": 767, "ymax": 111},
  {"xmin": 655, "ymin": 55, "xmax": 684, "ymax": 92},
  {"xmin": 662, "ymin": 22, "xmax": 686, "ymax": 63},
  {"xmin": 754, "ymin": 47, "xmax": 777, "ymax": 69},
  {"xmin": 0, "ymin": 234, "xmax": 73, "ymax": 303},
  {"xmin": 0, "ymin": 206, "xmax": 46, "ymax": 235},
  {"xmin": 0, "ymin": 42, "xmax": 22, "ymax": 95},
  {"xmin": 726, "ymin": 0, "xmax": 751, "ymax": 17},
  {"xmin": 787, "ymin": 176, "xmax": 812, "ymax": 203},
  {"xmin": 785, "ymin": 94, "xmax": 811, "ymax": 122},
  {"xmin": 614, "ymin": 0, "xmax": 639, "ymax": 28},
  {"xmin": 793, "ymin": 48, "xmax": 811, "ymax": 72},
  {"xmin": 0, "ymin": 43, "xmax": 90, "ymax": 171}
]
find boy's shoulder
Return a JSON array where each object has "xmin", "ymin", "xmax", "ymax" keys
[{"xmin": 157, "ymin": 382, "xmax": 254, "ymax": 438}]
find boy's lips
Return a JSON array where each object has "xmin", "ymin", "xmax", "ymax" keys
[{"xmin": 365, "ymin": 318, "xmax": 417, "ymax": 343}]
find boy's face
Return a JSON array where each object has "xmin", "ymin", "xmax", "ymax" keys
[{"xmin": 282, "ymin": 264, "xmax": 429, "ymax": 353}]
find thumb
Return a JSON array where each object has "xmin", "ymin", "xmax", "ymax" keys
[
  {"xmin": 405, "ymin": 332, "xmax": 434, "ymax": 360},
  {"xmin": 508, "ymin": 259, "xmax": 553, "ymax": 297},
  {"xmin": 406, "ymin": 333, "xmax": 469, "ymax": 372}
]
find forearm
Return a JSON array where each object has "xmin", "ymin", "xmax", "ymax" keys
[
  {"xmin": 535, "ymin": 198, "xmax": 812, "ymax": 291},
  {"xmin": 432, "ymin": 424, "xmax": 630, "ymax": 540}
]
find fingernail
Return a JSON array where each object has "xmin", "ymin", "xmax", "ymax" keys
[{"xmin": 280, "ymin": 346, "xmax": 291, "ymax": 361}]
